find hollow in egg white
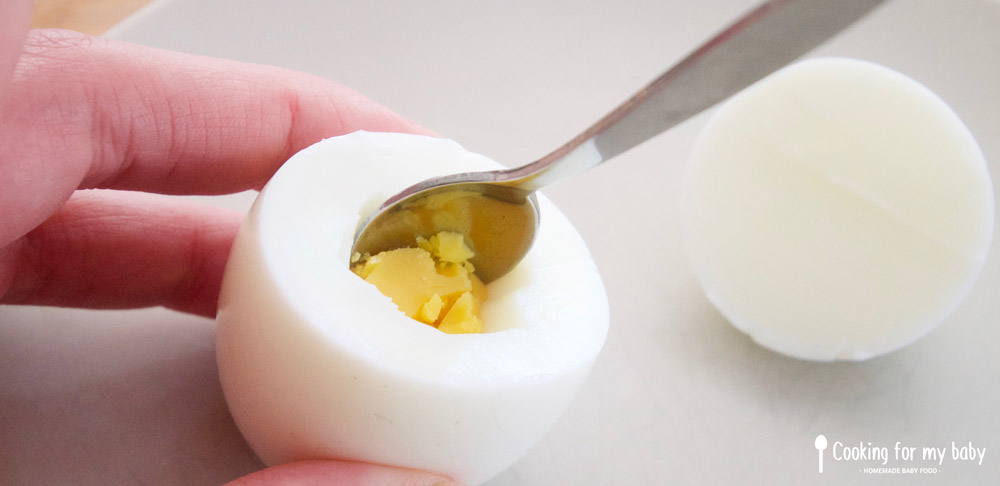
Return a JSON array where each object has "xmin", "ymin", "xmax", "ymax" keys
[{"xmin": 216, "ymin": 131, "xmax": 609, "ymax": 484}]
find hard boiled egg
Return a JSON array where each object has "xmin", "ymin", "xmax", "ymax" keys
[
  {"xmin": 216, "ymin": 131, "xmax": 609, "ymax": 484},
  {"xmin": 683, "ymin": 58, "xmax": 994, "ymax": 361}
]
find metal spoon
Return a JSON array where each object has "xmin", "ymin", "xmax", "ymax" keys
[{"xmin": 352, "ymin": 0, "xmax": 885, "ymax": 283}]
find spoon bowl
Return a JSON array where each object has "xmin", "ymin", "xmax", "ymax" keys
[
  {"xmin": 815, "ymin": 434, "xmax": 828, "ymax": 451},
  {"xmin": 352, "ymin": 178, "xmax": 539, "ymax": 284}
]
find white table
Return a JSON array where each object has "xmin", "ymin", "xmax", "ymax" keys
[{"xmin": 3, "ymin": 0, "xmax": 998, "ymax": 484}]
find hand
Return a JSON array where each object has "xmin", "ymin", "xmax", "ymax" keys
[
  {"xmin": 0, "ymin": 7, "xmax": 431, "ymax": 318},
  {"xmin": 0, "ymin": 1, "xmax": 457, "ymax": 484}
]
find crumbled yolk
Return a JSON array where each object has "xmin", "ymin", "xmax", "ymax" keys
[{"xmin": 351, "ymin": 231, "xmax": 487, "ymax": 333}]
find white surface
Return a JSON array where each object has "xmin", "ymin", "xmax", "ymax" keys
[{"xmin": 2, "ymin": 0, "xmax": 998, "ymax": 484}]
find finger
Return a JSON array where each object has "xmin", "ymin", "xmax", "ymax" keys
[
  {"xmin": 1, "ymin": 190, "xmax": 242, "ymax": 317},
  {"xmin": 0, "ymin": 29, "xmax": 432, "ymax": 247},
  {"xmin": 0, "ymin": 0, "xmax": 31, "ymax": 101},
  {"xmin": 13, "ymin": 29, "xmax": 432, "ymax": 193},
  {"xmin": 225, "ymin": 460, "xmax": 461, "ymax": 486}
]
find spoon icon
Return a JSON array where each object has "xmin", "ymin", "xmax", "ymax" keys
[{"xmin": 815, "ymin": 434, "xmax": 828, "ymax": 473}]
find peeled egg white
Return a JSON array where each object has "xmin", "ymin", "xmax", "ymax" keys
[
  {"xmin": 683, "ymin": 58, "xmax": 994, "ymax": 361},
  {"xmin": 215, "ymin": 131, "xmax": 609, "ymax": 484}
]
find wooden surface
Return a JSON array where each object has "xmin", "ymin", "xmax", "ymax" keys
[{"xmin": 31, "ymin": 0, "xmax": 154, "ymax": 34}]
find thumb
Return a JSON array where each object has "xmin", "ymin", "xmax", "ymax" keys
[{"xmin": 225, "ymin": 460, "xmax": 463, "ymax": 486}]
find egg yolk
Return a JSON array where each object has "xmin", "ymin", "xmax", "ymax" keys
[{"xmin": 351, "ymin": 231, "xmax": 487, "ymax": 333}]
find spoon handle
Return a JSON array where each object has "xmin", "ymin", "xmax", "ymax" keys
[{"xmin": 506, "ymin": 0, "xmax": 885, "ymax": 191}]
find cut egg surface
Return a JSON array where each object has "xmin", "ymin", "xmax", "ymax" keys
[
  {"xmin": 683, "ymin": 58, "xmax": 994, "ymax": 362},
  {"xmin": 216, "ymin": 132, "xmax": 609, "ymax": 484}
]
